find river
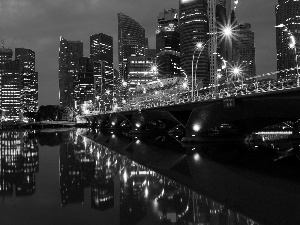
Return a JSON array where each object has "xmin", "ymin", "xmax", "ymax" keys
[{"xmin": 0, "ymin": 128, "xmax": 299, "ymax": 225}]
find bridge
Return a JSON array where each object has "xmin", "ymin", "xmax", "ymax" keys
[{"xmin": 83, "ymin": 67, "xmax": 300, "ymax": 142}]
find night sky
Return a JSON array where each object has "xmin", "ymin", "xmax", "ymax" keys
[{"xmin": 0, "ymin": 0, "xmax": 278, "ymax": 106}]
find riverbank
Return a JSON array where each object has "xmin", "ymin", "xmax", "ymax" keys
[{"xmin": 0, "ymin": 121, "xmax": 88, "ymax": 130}]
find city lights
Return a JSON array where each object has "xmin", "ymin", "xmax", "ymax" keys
[
  {"xmin": 275, "ymin": 23, "xmax": 300, "ymax": 87},
  {"xmin": 193, "ymin": 124, "xmax": 201, "ymax": 132}
]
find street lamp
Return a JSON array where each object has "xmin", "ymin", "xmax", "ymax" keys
[
  {"xmin": 275, "ymin": 23, "xmax": 299, "ymax": 87},
  {"xmin": 192, "ymin": 42, "xmax": 205, "ymax": 100}
]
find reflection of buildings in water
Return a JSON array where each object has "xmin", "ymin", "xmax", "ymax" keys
[
  {"xmin": 77, "ymin": 131, "xmax": 262, "ymax": 224},
  {"xmin": 60, "ymin": 143, "xmax": 84, "ymax": 206},
  {"xmin": 91, "ymin": 145, "xmax": 115, "ymax": 211},
  {"xmin": 0, "ymin": 131, "xmax": 39, "ymax": 196}
]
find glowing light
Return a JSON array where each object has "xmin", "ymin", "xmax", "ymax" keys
[
  {"xmin": 195, "ymin": 42, "xmax": 204, "ymax": 50},
  {"xmin": 223, "ymin": 27, "xmax": 232, "ymax": 37},
  {"xmin": 123, "ymin": 170, "xmax": 128, "ymax": 182},
  {"xmin": 233, "ymin": 67, "xmax": 240, "ymax": 75},
  {"xmin": 136, "ymin": 123, "xmax": 141, "ymax": 128},
  {"xmin": 151, "ymin": 65, "xmax": 158, "ymax": 73},
  {"xmin": 193, "ymin": 124, "xmax": 201, "ymax": 132},
  {"xmin": 145, "ymin": 187, "xmax": 149, "ymax": 198},
  {"xmin": 193, "ymin": 153, "xmax": 201, "ymax": 162},
  {"xmin": 182, "ymin": 82, "xmax": 188, "ymax": 89},
  {"xmin": 111, "ymin": 121, "xmax": 116, "ymax": 126},
  {"xmin": 181, "ymin": 0, "xmax": 194, "ymax": 3},
  {"xmin": 218, "ymin": 21, "xmax": 238, "ymax": 43}
]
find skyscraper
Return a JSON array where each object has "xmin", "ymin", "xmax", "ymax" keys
[
  {"xmin": 232, "ymin": 23, "xmax": 256, "ymax": 78},
  {"xmin": 179, "ymin": 0, "xmax": 210, "ymax": 87},
  {"xmin": 156, "ymin": 8, "xmax": 181, "ymax": 78},
  {"xmin": 118, "ymin": 13, "xmax": 148, "ymax": 80},
  {"xmin": 1, "ymin": 59, "xmax": 21, "ymax": 120},
  {"xmin": 276, "ymin": 0, "xmax": 300, "ymax": 77},
  {"xmin": 0, "ymin": 48, "xmax": 21, "ymax": 120},
  {"xmin": 59, "ymin": 36, "xmax": 83, "ymax": 108},
  {"xmin": 15, "ymin": 48, "xmax": 38, "ymax": 113},
  {"xmin": 74, "ymin": 57, "xmax": 94, "ymax": 106},
  {"xmin": 90, "ymin": 33, "xmax": 114, "ymax": 93}
]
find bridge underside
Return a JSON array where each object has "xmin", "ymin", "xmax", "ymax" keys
[
  {"xmin": 84, "ymin": 89, "xmax": 300, "ymax": 142},
  {"xmin": 184, "ymin": 92, "xmax": 300, "ymax": 141}
]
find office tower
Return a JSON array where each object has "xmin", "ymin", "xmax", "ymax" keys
[
  {"xmin": 15, "ymin": 48, "xmax": 38, "ymax": 113},
  {"xmin": 90, "ymin": 33, "xmax": 114, "ymax": 92},
  {"xmin": 276, "ymin": 0, "xmax": 300, "ymax": 77},
  {"xmin": 179, "ymin": 0, "xmax": 210, "ymax": 87},
  {"xmin": 59, "ymin": 36, "xmax": 83, "ymax": 108},
  {"xmin": 74, "ymin": 57, "xmax": 95, "ymax": 107},
  {"xmin": 0, "ymin": 48, "xmax": 21, "ymax": 120},
  {"xmin": 90, "ymin": 33, "xmax": 114, "ymax": 110},
  {"xmin": 232, "ymin": 23, "xmax": 256, "ymax": 78},
  {"xmin": 118, "ymin": 13, "xmax": 148, "ymax": 80},
  {"xmin": 126, "ymin": 55, "xmax": 158, "ymax": 92},
  {"xmin": 156, "ymin": 8, "xmax": 181, "ymax": 79},
  {"xmin": 208, "ymin": 1, "xmax": 230, "ymax": 86}
]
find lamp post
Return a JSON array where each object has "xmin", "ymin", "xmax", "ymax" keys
[
  {"xmin": 275, "ymin": 24, "xmax": 299, "ymax": 87},
  {"xmin": 192, "ymin": 42, "xmax": 205, "ymax": 100}
]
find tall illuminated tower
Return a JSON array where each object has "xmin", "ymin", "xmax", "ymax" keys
[
  {"xmin": 156, "ymin": 8, "xmax": 181, "ymax": 78},
  {"xmin": 118, "ymin": 13, "xmax": 148, "ymax": 80},
  {"xmin": 59, "ymin": 37, "xmax": 83, "ymax": 108},
  {"xmin": 90, "ymin": 33, "xmax": 113, "ymax": 93},
  {"xmin": 179, "ymin": 0, "xmax": 210, "ymax": 86},
  {"xmin": 276, "ymin": 0, "xmax": 300, "ymax": 77},
  {"xmin": 15, "ymin": 48, "xmax": 38, "ymax": 113}
]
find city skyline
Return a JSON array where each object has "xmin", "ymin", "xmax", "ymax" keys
[{"xmin": 0, "ymin": 0, "xmax": 277, "ymax": 105}]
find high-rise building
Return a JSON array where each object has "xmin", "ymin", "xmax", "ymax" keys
[
  {"xmin": 118, "ymin": 13, "xmax": 148, "ymax": 80},
  {"xmin": 179, "ymin": 0, "xmax": 210, "ymax": 87},
  {"xmin": 59, "ymin": 36, "xmax": 83, "ymax": 108},
  {"xmin": 74, "ymin": 57, "xmax": 95, "ymax": 106},
  {"xmin": 156, "ymin": 8, "xmax": 181, "ymax": 79},
  {"xmin": 1, "ymin": 60, "xmax": 21, "ymax": 120},
  {"xmin": 276, "ymin": 0, "xmax": 300, "ymax": 77},
  {"xmin": 90, "ymin": 33, "xmax": 114, "ymax": 93},
  {"xmin": 126, "ymin": 55, "xmax": 158, "ymax": 92},
  {"xmin": 15, "ymin": 48, "xmax": 38, "ymax": 113},
  {"xmin": 0, "ymin": 48, "xmax": 22, "ymax": 120},
  {"xmin": 232, "ymin": 23, "xmax": 256, "ymax": 78}
]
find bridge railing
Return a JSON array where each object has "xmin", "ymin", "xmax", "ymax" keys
[{"xmin": 93, "ymin": 67, "xmax": 299, "ymax": 114}]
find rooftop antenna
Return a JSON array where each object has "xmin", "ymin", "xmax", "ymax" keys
[{"xmin": 1, "ymin": 38, "xmax": 4, "ymax": 48}]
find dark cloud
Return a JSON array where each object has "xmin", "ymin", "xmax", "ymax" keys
[{"xmin": 0, "ymin": 0, "xmax": 278, "ymax": 105}]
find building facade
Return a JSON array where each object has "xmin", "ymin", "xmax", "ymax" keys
[
  {"xmin": 156, "ymin": 8, "xmax": 181, "ymax": 79},
  {"xmin": 276, "ymin": 0, "xmax": 300, "ymax": 77},
  {"xmin": 59, "ymin": 36, "xmax": 83, "ymax": 108},
  {"xmin": 179, "ymin": 0, "xmax": 210, "ymax": 87},
  {"xmin": 126, "ymin": 55, "xmax": 158, "ymax": 92},
  {"xmin": 232, "ymin": 23, "xmax": 256, "ymax": 78},
  {"xmin": 15, "ymin": 48, "xmax": 38, "ymax": 113},
  {"xmin": 90, "ymin": 33, "xmax": 114, "ymax": 93},
  {"xmin": 118, "ymin": 13, "xmax": 148, "ymax": 80},
  {"xmin": 74, "ymin": 57, "xmax": 95, "ymax": 107},
  {"xmin": 1, "ymin": 60, "xmax": 21, "ymax": 120}
]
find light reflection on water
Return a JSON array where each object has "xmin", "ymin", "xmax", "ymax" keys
[{"xmin": 0, "ymin": 128, "xmax": 299, "ymax": 225}]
